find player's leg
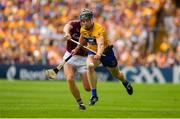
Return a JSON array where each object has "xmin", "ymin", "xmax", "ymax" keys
[
  {"xmin": 63, "ymin": 63, "xmax": 86, "ymax": 110},
  {"xmin": 86, "ymin": 55, "xmax": 100, "ymax": 105},
  {"xmin": 101, "ymin": 46, "xmax": 133, "ymax": 95},
  {"xmin": 107, "ymin": 66, "xmax": 126, "ymax": 82},
  {"xmin": 107, "ymin": 66, "xmax": 133, "ymax": 95},
  {"xmin": 75, "ymin": 56, "xmax": 91, "ymax": 92},
  {"xmin": 87, "ymin": 56, "xmax": 97, "ymax": 90},
  {"xmin": 80, "ymin": 72, "xmax": 91, "ymax": 92}
]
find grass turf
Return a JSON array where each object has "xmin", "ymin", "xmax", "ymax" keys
[{"xmin": 0, "ymin": 79, "xmax": 180, "ymax": 118}]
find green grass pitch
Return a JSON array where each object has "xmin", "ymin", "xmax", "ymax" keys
[{"xmin": 0, "ymin": 79, "xmax": 180, "ymax": 118}]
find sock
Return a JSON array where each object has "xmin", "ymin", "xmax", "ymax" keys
[
  {"xmin": 77, "ymin": 99, "xmax": 83, "ymax": 105},
  {"xmin": 53, "ymin": 68, "xmax": 59, "ymax": 74},
  {"xmin": 123, "ymin": 80, "xmax": 129, "ymax": 87},
  {"xmin": 92, "ymin": 89, "xmax": 97, "ymax": 97}
]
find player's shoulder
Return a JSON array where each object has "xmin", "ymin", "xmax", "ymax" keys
[
  {"xmin": 93, "ymin": 22, "xmax": 105, "ymax": 32},
  {"xmin": 94, "ymin": 22, "xmax": 102, "ymax": 28},
  {"xmin": 92, "ymin": 22, "xmax": 105, "ymax": 36}
]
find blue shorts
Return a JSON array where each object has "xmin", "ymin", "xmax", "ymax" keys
[{"xmin": 88, "ymin": 46, "xmax": 118, "ymax": 68}]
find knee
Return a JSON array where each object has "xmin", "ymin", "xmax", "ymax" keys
[
  {"xmin": 87, "ymin": 63, "xmax": 94, "ymax": 72},
  {"xmin": 119, "ymin": 72, "xmax": 125, "ymax": 78},
  {"xmin": 117, "ymin": 72, "xmax": 125, "ymax": 80}
]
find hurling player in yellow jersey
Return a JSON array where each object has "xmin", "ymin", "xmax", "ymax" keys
[{"xmin": 72, "ymin": 9, "xmax": 133, "ymax": 106}]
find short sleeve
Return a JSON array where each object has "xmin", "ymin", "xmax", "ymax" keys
[{"xmin": 95, "ymin": 26, "xmax": 105, "ymax": 38}]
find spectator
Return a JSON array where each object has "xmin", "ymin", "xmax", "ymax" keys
[{"xmin": 0, "ymin": 0, "xmax": 179, "ymax": 67}]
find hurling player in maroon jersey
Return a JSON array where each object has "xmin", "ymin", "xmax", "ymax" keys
[{"xmin": 46, "ymin": 20, "xmax": 90, "ymax": 110}]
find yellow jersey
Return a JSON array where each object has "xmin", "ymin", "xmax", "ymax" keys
[{"xmin": 80, "ymin": 22, "xmax": 111, "ymax": 52}]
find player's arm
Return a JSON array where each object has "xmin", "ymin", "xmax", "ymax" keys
[
  {"xmin": 94, "ymin": 36, "xmax": 105, "ymax": 60},
  {"xmin": 96, "ymin": 36, "xmax": 105, "ymax": 56},
  {"xmin": 94, "ymin": 27, "xmax": 105, "ymax": 60},
  {"xmin": 63, "ymin": 23, "xmax": 73, "ymax": 40}
]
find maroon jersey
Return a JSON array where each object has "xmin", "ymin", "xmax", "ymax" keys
[{"xmin": 66, "ymin": 20, "xmax": 87, "ymax": 56}]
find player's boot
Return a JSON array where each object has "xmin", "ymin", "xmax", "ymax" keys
[
  {"xmin": 89, "ymin": 96, "xmax": 98, "ymax": 106},
  {"xmin": 123, "ymin": 81, "xmax": 133, "ymax": 95},
  {"xmin": 79, "ymin": 104, "xmax": 86, "ymax": 110},
  {"xmin": 44, "ymin": 69, "xmax": 56, "ymax": 79}
]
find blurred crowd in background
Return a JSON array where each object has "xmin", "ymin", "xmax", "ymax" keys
[{"xmin": 0, "ymin": 0, "xmax": 179, "ymax": 67}]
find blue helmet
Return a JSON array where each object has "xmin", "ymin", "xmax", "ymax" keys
[{"xmin": 80, "ymin": 8, "xmax": 93, "ymax": 20}]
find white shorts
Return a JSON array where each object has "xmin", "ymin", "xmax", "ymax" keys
[{"xmin": 63, "ymin": 51, "xmax": 87, "ymax": 73}]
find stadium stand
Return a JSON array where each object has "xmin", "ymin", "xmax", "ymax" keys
[{"xmin": 0, "ymin": 0, "xmax": 179, "ymax": 67}]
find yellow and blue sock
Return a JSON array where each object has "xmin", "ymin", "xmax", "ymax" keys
[{"xmin": 92, "ymin": 89, "xmax": 97, "ymax": 97}]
